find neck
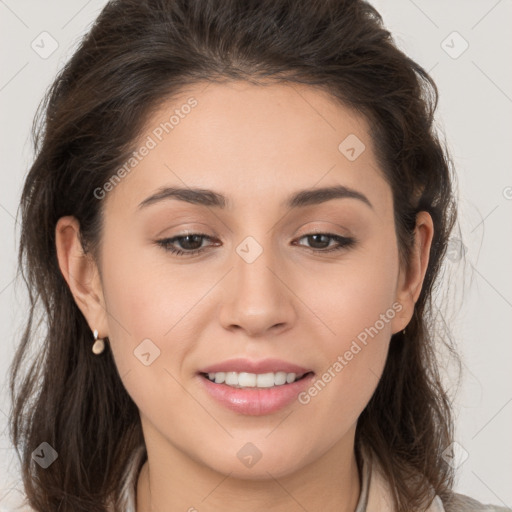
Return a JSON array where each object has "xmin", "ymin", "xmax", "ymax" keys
[{"xmin": 136, "ymin": 429, "xmax": 362, "ymax": 512}]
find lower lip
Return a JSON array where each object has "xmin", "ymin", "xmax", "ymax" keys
[{"xmin": 197, "ymin": 373, "xmax": 315, "ymax": 416}]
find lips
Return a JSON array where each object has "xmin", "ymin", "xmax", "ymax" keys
[
  {"xmin": 198, "ymin": 357, "xmax": 312, "ymax": 375},
  {"xmin": 196, "ymin": 358, "xmax": 315, "ymax": 415},
  {"xmin": 198, "ymin": 371, "xmax": 315, "ymax": 415}
]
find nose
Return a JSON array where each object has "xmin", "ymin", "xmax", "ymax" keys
[{"xmin": 218, "ymin": 241, "xmax": 297, "ymax": 337}]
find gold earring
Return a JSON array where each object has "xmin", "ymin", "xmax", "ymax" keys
[{"xmin": 92, "ymin": 329, "xmax": 105, "ymax": 355}]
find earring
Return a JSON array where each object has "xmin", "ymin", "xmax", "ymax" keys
[
  {"xmin": 402, "ymin": 327, "xmax": 407, "ymax": 336},
  {"xmin": 92, "ymin": 329, "xmax": 105, "ymax": 355}
]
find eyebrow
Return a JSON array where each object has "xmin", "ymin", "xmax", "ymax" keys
[{"xmin": 137, "ymin": 185, "xmax": 373, "ymax": 211}]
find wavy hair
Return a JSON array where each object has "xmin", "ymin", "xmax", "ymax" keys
[{"xmin": 9, "ymin": 0, "xmax": 458, "ymax": 510}]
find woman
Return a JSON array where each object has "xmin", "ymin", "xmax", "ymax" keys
[{"xmin": 8, "ymin": 0, "xmax": 510, "ymax": 511}]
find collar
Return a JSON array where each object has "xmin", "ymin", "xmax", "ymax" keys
[{"xmin": 361, "ymin": 448, "xmax": 446, "ymax": 512}]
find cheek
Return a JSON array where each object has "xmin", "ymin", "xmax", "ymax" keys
[
  {"xmin": 297, "ymin": 237, "xmax": 399, "ymax": 423},
  {"xmin": 100, "ymin": 229, "xmax": 211, "ymax": 339},
  {"xmin": 309, "ymin": 232, "xmax": 399, "ymax": 343},
  {"xmin": 97, "ymin": 234, "xmax": 186, "ymax": 375},
  {"xmin": 99, "ymin": 235, "xmax": 226, "ymax": 419},
  {"xmin": 100, "ymin": 249, "xmax": 197, "ymax": 426}
]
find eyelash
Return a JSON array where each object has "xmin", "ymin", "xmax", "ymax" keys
[{"xmin": 155, "ymin": 232, "xmax": 356, "ymax": 257}]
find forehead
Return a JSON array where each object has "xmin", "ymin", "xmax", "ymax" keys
[{"xmin": 103, "ymin": 80, "xmax": 391, "ymax": 217}]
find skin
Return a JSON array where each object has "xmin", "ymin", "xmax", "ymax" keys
[{"xmin": 55, "ymin": 81, "xmax": 433, "ymax": 512}]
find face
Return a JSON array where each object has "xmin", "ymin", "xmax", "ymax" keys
[{"xmin": 59, "ymin": 80, "xmax": 425, "ymax": 480}]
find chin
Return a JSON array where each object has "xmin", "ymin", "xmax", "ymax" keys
[{"xmin": 198, "ymin": 446, "xmax": 309, "ymax": 480}]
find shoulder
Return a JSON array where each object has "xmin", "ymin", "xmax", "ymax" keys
[
  {"xmin": 442, "ymin": 492, "xmax": 512, "ymax": 512},
  {"xmin": 363, "ymin": 447, "xmax": 510, "ymax": 512},
  {"xmin": 0, "ymin": 445, "xmax": 146, "ymax": 512}
]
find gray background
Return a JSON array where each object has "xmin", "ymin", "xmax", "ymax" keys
[{"xmin": 1, "ymin": 0, "xmax": 511, "ymax": 508}]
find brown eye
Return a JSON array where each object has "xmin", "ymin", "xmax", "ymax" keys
[
  {"xmin": 156, "ymin": 232, "xmax": 356, "ymax": 258},
  {"xmin": 156, "ymin": 233, "xmax": 215, "ymax": 256},
  {"xmin": 295, "ymin": 233, "xmax": 356, "ymax": 253}
]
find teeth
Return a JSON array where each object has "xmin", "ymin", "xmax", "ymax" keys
[{"xmin": 205, "ymin": 371, "xmax": 304, "ymax": 388}]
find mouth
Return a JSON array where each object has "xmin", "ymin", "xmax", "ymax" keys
[
  {"xmin": 200, "ymin": 370, "xmax": 314, "ymax": 389},
  {"xmin": 198, "ymin": 369, "xmax": 316, "ymax": 415},
  {"xmin": 196, "ymin": 358, "xmax": 315, "ymax": 415}
]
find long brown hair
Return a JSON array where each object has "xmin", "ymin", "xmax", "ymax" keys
[{"xmin": 9, "ymin": 0, "xmax": 458, "ymax": 510}]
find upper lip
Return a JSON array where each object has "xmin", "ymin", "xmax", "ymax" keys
[{"xmin": 199, "ymin": 358, "xmax": 313, "ymax": 376}]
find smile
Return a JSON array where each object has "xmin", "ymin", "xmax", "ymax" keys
[{"xmin": 202, "ymin": 371, "xmax": 311, "ymax": 389}]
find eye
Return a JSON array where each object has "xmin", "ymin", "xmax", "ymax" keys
[
  {"xmin": 156, "ymin": 232, "xmax": 356, "ymax": 257},
  {"xmin": 155, "ymin": 233, "xmax": 218, "ymax": 257},
  {"xmin": 293, "ymin": 233, "xmax": 356, "ymax": 253}
]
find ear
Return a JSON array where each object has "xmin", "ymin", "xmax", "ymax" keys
[
  {"xmin": 391, "ymin": 211, "xmax": 434, "ymax": 334},
  {"xmin": 55, "ymin": 216, "xmax": 109, "ymax": 338}
]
